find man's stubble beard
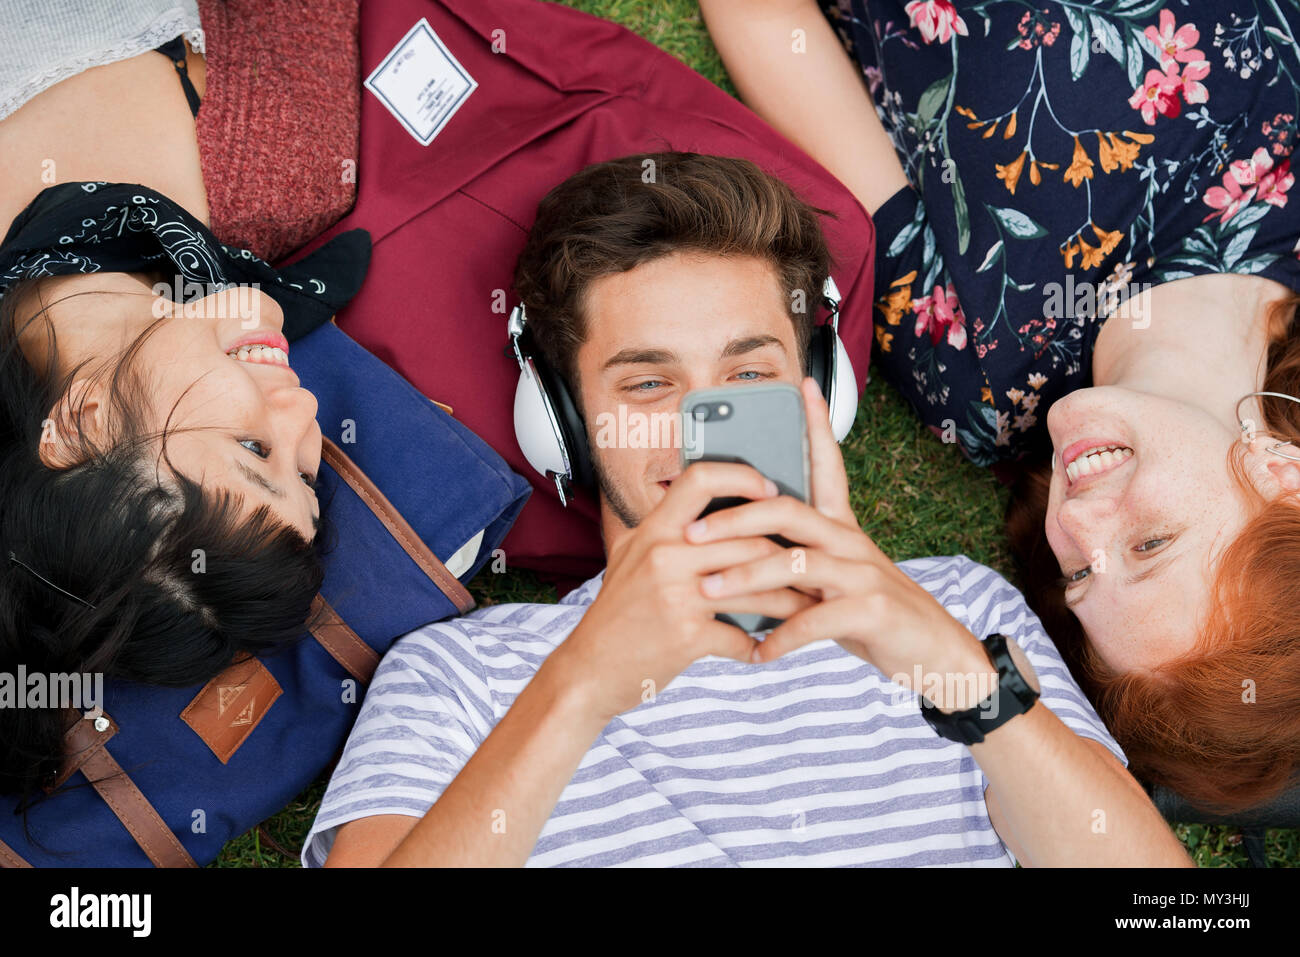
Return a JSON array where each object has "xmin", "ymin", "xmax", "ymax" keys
[{"xmin": 589, "ymin": 440, "xmax": 643, "ymax": 531}]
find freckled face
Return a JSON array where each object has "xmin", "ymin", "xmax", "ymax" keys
[{"xmin": 1043, "ymin": 385, "xmax": 1249, "ymax": 672}]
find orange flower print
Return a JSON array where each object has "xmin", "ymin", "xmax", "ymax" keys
[
  {"xmin": 1064, "ymin": 136, "xmax": 1094, "ymax": 187},
  {"xmin": 996, "ymin": 151, "xmax": 1028, "ymax": 194},
  {"xmin": 1095, "ymin": 132, "xmax": 1142, "ymax": 173},
  {"xmin": 1078, "ymin": 234, "xmax": 1104, "ymax": 270},
  {"xmin": 875, "ymin": 270, "xmax": 917, "ymax": 326},
  {"xmin": 1061, "ymin": 237, "xmax": 1080, "ymax": 270},
  {"xmin": 1092, "ymin": 223, "xmax": 1123, "ymax": 256},
  {"xmin": 1061, "ymin": 222, "xmax": 1120, "ymax": 270}
]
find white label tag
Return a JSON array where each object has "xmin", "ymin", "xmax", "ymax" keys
[{"xmin": 364, "ymin": 18, "xmax": 477, "ymax": 147}]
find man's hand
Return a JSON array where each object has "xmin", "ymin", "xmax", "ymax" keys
[
  {"xmin": 550, "ymin": 460, "xmax": 819, "ymax": 723},
  {"xmin": 683, "ymin": 378, "xmax": 995, "ymax": 709}
]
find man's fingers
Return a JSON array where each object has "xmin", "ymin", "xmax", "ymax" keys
[
  {"xmin": 800, "ymin": 377, "xmax": 855, "ymax": 523},
  {"xmin": 684, "ymin": 493, "xmax": 875, "ymax": 559},
  {"xmin": 699, "ymin": 619, "xmax": 761, "ymax": 664},
  {"xmin": 754, "ymin": 598, "xmax": 863, "ymax": 664},
  {"xmin": 650, "ymin": 460, "xmax": 779, "ymax": 532},
  {"xmin": 710, "ymin": 586, "xmax": 819, "ymax": 620},
  {"xmin": 700, "ymin": 544, "xmax": 873, "ymax": 601},
  {"xmin": 662, "ymin": 536, "xmax": 784, "ymax": 575}
]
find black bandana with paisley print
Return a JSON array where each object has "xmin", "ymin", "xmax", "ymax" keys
[{"xmin": 0, "ymin": 182, "xmax": 370, "ymax": 341}]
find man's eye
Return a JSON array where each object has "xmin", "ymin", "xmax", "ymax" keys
[
  {"xmin": 733, "ymin": 370, "xmax": 768, "ymax": 381},
  {"xmin": 1066, "ymin": 565, "xmax": 1091, "ymax": 584},
  {"xmin": 627, "ymin": 380, "xmax": 663, "ymax": 391},
  {"xmin": 1135, "ymin": 538, "xmax": 1167, "ymax": 552},
  {"xmin": 239, "ymin": 439, "xmax": 270, "ymax": 458}
]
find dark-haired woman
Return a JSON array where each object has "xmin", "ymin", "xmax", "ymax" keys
[
  {"xmin": 0, "ymin": 1, "xmax": 366, "ymax": 798},
  {"xmin": 699, "ymin": 0, "xmax": 1300, "ymax": 815}
]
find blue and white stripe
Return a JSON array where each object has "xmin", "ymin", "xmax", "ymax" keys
[{"xmin": 303, "ymin": 555, "xmax": 1124, "ymax": 867}]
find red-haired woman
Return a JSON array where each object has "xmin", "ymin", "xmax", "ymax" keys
[{"xmin": 700, "ymin": 0, "xmax": 1300, "ymax": 815}]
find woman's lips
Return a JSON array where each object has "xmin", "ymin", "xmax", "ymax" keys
[
  {"xmin": 1063, "ymin": 442, "xmax": 1134, "ymax": 487},
  {"xmin": 226, "ymin": 331, "xmax": 290, "ymax": 355},
  {"xmin": 1060, "ymin": 437, "xmax": 1125, "ymax": 469}
]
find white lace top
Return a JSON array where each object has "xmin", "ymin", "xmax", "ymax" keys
[{"xmin": 0, "ymin": 0, "xmax": 204, "ymax": 121}]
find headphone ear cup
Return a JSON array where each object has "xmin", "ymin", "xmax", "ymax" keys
[
  {"xmin": 827, "ymin": 329, "xmax": 858, "ymax": 442},
  {"xmin": 808, "ymin": 323, "xmax": 835, "ymax": 402},
  {"xmin": 513, "ymin": 359, "xmax": 571, "ymax": 481},
  {"xmin": 808, "ymin": 322, "xmax": 859, "ymax": 443},
  {"xmin": 530, "ymin": 353, "xmax": 594, "ymax": 489}
]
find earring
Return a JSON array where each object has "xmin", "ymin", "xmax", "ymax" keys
[{"xmin": 1236, "ymin": 391, "xmax": 1300, "ymax": 462}]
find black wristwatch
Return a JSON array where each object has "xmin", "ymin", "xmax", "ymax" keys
[{"xmin": 919, "ymin": 634, "xmax": 1039, "ymax": 745}]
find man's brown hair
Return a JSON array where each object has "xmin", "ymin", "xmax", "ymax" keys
[{"xmin": 512, "ymin": 152, "xmax": 835, "ymax": 397}]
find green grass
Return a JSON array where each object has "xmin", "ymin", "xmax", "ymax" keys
[{"xmin": 213, "ymin": 0, "xmax": 1295, "ymax": 868}]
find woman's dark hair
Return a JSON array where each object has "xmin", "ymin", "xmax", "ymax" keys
[
  {"xmin": 1007, "ymin": 295, "xmax": 1300, "ymax": 815},
  {"xmin": 0, "ymin": 277, "xmax": 325, "ymax": 803}
]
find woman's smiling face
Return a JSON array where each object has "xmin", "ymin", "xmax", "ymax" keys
[
  {"xmin": 18, "ymin": 274, "xmax": 322, "ymax": 540},
  {"xmin": 1042, "ymin": 383, "xmax": 1299, "ymax": 673}
]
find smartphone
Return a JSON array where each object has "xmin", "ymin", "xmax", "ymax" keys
[{"xmin": 680, "ymin": 383, "xmax": 810, "ymax": 634}]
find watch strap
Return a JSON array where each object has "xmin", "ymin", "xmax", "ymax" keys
[{"xmin": 919, "ymin": 634, "xmax": 1039, "ymax": 745}]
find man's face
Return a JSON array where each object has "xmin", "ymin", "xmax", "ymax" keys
[{"xmin": 572, "ymin": 250, "xmax": 803, "ymax": 546}]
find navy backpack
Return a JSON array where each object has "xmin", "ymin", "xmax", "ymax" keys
[{"xmin": 0, "ymin": 321, "xmax": 531, "ymax": 867}]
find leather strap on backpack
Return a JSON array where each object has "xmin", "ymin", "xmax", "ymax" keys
[
  {"xmin": 321, "ymin": 437, "xmax": 475, "ymax": 614},
  {"xmin": 309, "ymin": 594, "xmax": 380, "ymax": 683},
  {"xmin": 62, "ymin": 713, "xmax": 197, "ymax": 868},
  {"xmin": 0, "ymin": 836, "xmax": 31, "ymax": 867}
]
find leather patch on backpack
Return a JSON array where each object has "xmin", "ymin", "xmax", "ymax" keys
[{"xmin": 180, "ymin": 657, "xmax": 282, "ymax": 764}]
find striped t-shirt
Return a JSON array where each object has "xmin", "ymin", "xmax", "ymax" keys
[{"xmin": 302, "ymin": 555, "xmax": 1125, "ymax": 867}]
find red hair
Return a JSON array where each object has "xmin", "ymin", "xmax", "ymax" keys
[{"xmin": 1007, "ymin": 295, "xmax": 1300, "ymax": 814}]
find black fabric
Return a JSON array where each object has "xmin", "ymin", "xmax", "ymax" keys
[
  {"xmin": 154, "ymin": 35, "xmax": 201, "ymax": 119},
  {"xmin": 0, "ymin": 182, "xmax": 370, "ymax": 342}
]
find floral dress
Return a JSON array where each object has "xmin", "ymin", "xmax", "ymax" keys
[{"xmin": 817, "ymin": 0, "xmax": 1300, "ymax": 464}]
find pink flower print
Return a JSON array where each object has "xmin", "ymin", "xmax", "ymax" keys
[
  {"xmin": 1202, "ymin": 168, "xmax": 1257, "ymax": 224},
  {"xmin": 1257, "ymin": 158, "xmax": 1294, "ymax": 208},
  {"xmin": 1129, "ymin": 64, "xmax": 1183, "ymax": 125},
  {"xmin": 1145, "ymin": 10, "xmax": 1204, "ymax": 68},
  {"xmin": 904, "ymin": 1, "xmax": 969, "ymax": 44},
  {"xmin": 1178, "ymin": 59, "xmax": 1210, "ymax": 104},
  {"xmin": 913, "ymin": 283, "xmax": 968, "ymax": 349}
]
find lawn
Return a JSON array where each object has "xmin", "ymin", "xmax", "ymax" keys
[{"xmin": 214, "ymin": 0, "xmax": 1296, "ymax": 868}]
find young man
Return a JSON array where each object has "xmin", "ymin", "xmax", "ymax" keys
[{"xmin": 303, "ymin": 153, "xmax": 1191, "ymax": 867}]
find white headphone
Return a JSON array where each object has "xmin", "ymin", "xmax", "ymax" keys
[{"xmin": 509, "ymin": 275, "xmax": 858, "ymax": 504}]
